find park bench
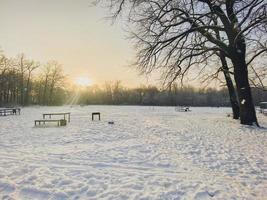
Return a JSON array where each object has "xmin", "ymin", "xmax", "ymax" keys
[
  {"xmin": 0, "ymin": 108, "xmax": 21, "ymax": 116},
  {"xmin": 262, "ymin": 109, "xmax": 267, "ymax": 116},
  {"xmin": 34, "ymin": 119, "xmax": 67, "ymax": 127},
  {"xmin": 42, "ymin": 112, "xmax": 71, "ymax": 122},
  {"xmin": 258, "ymin": 102, "xmax": 267, "ymax": 116}
]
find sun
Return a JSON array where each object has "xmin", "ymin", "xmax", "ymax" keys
[{"xmin": 74, "ymin": 77, "xmax": 92, "ymax": 87}]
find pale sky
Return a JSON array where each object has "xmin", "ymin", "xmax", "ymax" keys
[{"xmin": 0, "ymin": 0, "xmax": 156, "ymax": 87}]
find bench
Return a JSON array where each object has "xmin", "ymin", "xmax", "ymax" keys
[
  {"xmin": 42, "ymin": 112, "xmax": 71, "ymax": 122},
  {"xmin": 34, "ymin": 119, "xmax": 67, "ymax": 127},
  {"xmin": 256, "ymin": 107, "xmax": 267, "ymax": 115},
  {"xmin": 175, "ymin": 106, "xmax": 191, "ymax": 112},
  {"xmin": 0, "ymin": 108, "xmax": 21, "ymax": 116},
  {"xmin": 92, "ymin": 112, "xmax": 101, "ymax": 121},
  {"xmin": 262, "ymin": 109, "xmax": 267, "ymax": 116}
]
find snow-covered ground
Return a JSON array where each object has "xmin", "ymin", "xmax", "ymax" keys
[{"xmin": 0, "ymin": 106, "xmax": 266, "ymax": 200}]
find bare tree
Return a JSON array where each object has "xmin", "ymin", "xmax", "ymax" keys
[
  {"xmin": 201, "ymin": 20, "xmax": 240, "ymax": 119},
  {"xmin": 0, "ymin": 55, "xmax": 10, "ymax": 105},
  {"xmin": 24, "ymin": 60, "xmax": 39, "ymax": 105},
  {"xmin": 47, "ymin": 61, "xmax": 64, "ymax": 105},
  {"xmin": 38, "ymin": 61, "xmax": 65, "ymax": 105},
  {"xmin": 16, "ymin": 54, "xmax": 27, "ymax": 105},
  {"xmin": 41, "ymin": 64, "xmax": 52, "ymax": 105},
  {"xmin": 0, "ymin": 52, "xmax": 67, "ymax": 106},
  {"xmin": 98, "ymin": 0, "xmax": 267, "ymax": 125}
]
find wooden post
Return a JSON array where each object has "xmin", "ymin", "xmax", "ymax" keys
[{"xmin": 92, "ymin": 112, "xmax": 101, "ymax": 121}]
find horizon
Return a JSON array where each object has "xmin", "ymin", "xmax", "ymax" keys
[{"xmin": 0, "ymin": 0, "xmax": 159, "ymax": 87}]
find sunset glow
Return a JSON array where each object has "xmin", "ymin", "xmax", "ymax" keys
[{"xmin": 74, "ymin": 77, "xmax": 92, "ymax": 87}]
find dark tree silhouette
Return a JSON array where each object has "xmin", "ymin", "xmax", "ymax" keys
[{"xmin": 98, "ymin": 0, "xmax": 267, "ymax": 125}]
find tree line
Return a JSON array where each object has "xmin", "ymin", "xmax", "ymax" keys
[
  {"xmin": 78, "ymin": 81, "xmax": 267, "ymax": 107},
  {"xmin": 1, "ymin": 52, "xmax": 266, "ymax": 107},
  {"xmin": 0, "ymin": 53, "xmax": 66, "ymax": 106}
]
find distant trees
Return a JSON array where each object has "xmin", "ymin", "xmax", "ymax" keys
[
  {"xmin": 37, "ymin": 61, "xmax": 65, "ymax": 105},
  {"xmin": 1, "ymin": 52, "xmax": 265, "ymax": 108},
  {"xmin": 99, "ymin": 0, "xmax": 267, "ymax": 125},
  {"xmin": 77, "ymin": 81, "xmax": 267, "ymax": 106},
  {"xmin": 0, "ymin": 52, "xmax": 66, "ymax": 106},
  {"xmin": 18, "ymin": 54, "xmax": 39, "ymax": 105},
  {"xmin": 0, "ymin": 53, "xmax": 38, "ymax": 106}
]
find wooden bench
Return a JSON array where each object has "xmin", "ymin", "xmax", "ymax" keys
[
  {"xmin": 34, "ymin": 119, "xmax": 67, "ymax": 127},
  {"xmin": 257, "ymin": 108, "xmax": 267, "ymax": 115},
  {"xmin": 92, "ymin": 112, "xmax": 101, "ymax": 121},
  {"xmin": 262, "ymin": 109, "xmax": 267, "ymax": 116},
  {"xmin": 259, "ymin": 102, "xmax": 267, "ymax": 116},
  {"xmin": 42, "ymin": 112, "xmax": 71, "ymax": 122},
  {"xmin": 0, "ymin": 108, "xmax": 21, "ymax": 116}
]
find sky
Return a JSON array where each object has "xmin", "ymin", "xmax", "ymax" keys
[{"xmin": 0, "ymin": 0, "xmax": 157, "ymax": 87}]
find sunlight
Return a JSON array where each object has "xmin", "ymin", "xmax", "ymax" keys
[{"xmin": 74, "ymin": 77, "xmax": 92, "ymax": 87}]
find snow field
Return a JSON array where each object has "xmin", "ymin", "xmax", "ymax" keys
[{"xmin": 0, "ymin": 106, "xmax": 266, "ymax": 199}]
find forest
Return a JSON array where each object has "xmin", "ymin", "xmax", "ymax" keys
[
  {"xmin": 77, "ymin": 81, "xmax": 267, "ymax": 107},
  {"xmin": 0, "ymin": 52, "xmax": 266, "ymax": 107},
  {"xmin": 0, "ymin": 53, "xmax": 66, "ymax": 106}
]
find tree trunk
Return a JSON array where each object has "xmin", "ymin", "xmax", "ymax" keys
[
  {"xmin": 213, "ymin": 20, "xmax": 240, "ymax": 119},
  {"xmin": 232, "ymin": 55, "xmax": 258, "ymax": 125},
  {"xmin": 25, "ymin": 72, "xmax": 31, "ymax": 106},
  {"xmin": 49, "ymin": 83, "xmax": 55, "ymax": 105},
  {"xmin": 219, "ymin": 53, "xmax": 239, "ymax": 119},
  {"xmin": 20, "ymin": 59, "xmax": 24, "ymax": 106},
  {"xmin": 43, "ymin": 77, "xmax": 48, "ymax": 105}
]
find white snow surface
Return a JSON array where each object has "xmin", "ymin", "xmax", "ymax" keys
[{"xmin": 0, "ymin": 106, "xmax": 266, "ymax": 200}]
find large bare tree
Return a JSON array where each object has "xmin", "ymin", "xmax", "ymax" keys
[{"xmin": 99, "ymin": 0, "xmax": 267, "ymax": 125}]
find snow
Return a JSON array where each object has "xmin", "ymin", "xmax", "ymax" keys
[{"xmin": 0, "ymin": 106, "xmax": 266, "ymax": 200}]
